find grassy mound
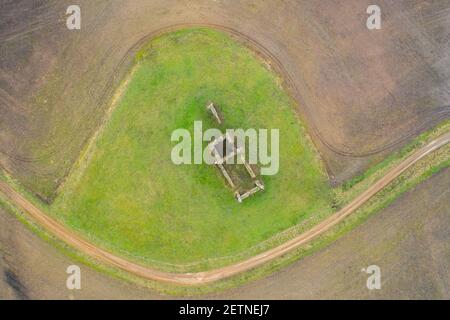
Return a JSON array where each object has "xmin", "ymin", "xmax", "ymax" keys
[{"xmin": 51, "ymin": 28, "xmax": 333, "ymax": 269}]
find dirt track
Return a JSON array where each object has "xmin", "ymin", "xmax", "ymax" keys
[
  {"xmin": 2, "ymin": 1, "xmax": 450, "ymax": 200},
  {"xmin": 1, "ymin": 132, "xmax": 449, "ymax": 286},
  {"xmin": 3, "ymin": 167, "xmax": 450, "ymax": 299}
]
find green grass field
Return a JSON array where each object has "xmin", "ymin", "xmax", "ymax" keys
[{"xmin": 50, "ymin": 28, "xmax": 333, "ymax": 269}]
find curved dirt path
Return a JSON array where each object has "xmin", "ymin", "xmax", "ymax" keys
[{"xmin": 1, "ymin": 132, "xmax": 450, "ymax": 285}]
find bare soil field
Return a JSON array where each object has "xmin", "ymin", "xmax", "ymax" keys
[
  {"xmin": 1, "ymin": 0, "xmax": 450, "ymax": 200},
  {"xmin": 221, "ymin": 167, "xmax": 450, "ymax": 299},
  {"xmin": 1, "ymin": 167, "xmax": 449, "ymax": 299},
  {"xmin": 1, "ymin": 0, "xmax": 450, "ymax": 299},
  {"xmin": 1, "ymin": 131, "xmax": 448, "ymax": 286}
]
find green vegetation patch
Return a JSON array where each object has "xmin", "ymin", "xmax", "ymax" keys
[{"xmin": 50, "ymin": 28, "xmax": 332, "ymax": 270}]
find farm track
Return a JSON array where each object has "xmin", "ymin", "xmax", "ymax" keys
[
  {"xmin": 2, "ymin": 23, "xmax": 450, "ymax": 166},
  {"xmin": 1, "ymin": 131, "xmax": 449, "ymax": 286}
]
